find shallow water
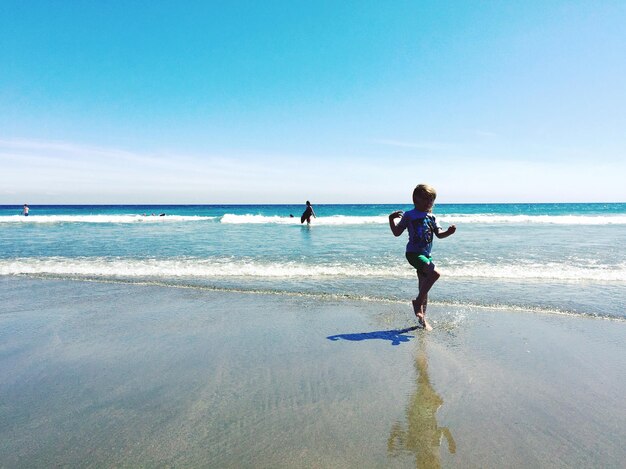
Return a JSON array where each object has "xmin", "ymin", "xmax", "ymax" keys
[
  {"xmin": 1, "ymin": 203, "xmax": 625, "ymax": 318},
  {"xmin": 1, "ymin": 278, "xmax": 624, "ymax": 468}
]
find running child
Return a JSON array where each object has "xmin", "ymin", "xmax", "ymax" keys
[{"xmin": 389, "ymin": 184, "xmax": 456, "ymax": 330}]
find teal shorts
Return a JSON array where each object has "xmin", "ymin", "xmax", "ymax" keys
[{"xmin": 405, "ymin": 252, "xmax": 433, "ymax": 275}]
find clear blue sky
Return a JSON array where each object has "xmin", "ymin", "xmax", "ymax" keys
[{"xmin": 1, "ymin": 1, "xmax": 625, "ymax": 203}]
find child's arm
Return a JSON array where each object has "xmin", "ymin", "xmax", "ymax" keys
[
  {"xmin": 389, "ymin": 211, "xmax": 405, "ymax": 237},
  {"xmin": 435, "ymin": 224, "xmax": 456, "ymax": 239}
]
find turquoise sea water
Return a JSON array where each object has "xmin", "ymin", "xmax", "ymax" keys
[{"xmin": 1, "ymin": 203, "xmax": 625, "ymax": 319}]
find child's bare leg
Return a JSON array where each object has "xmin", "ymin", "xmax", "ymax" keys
[
  {"xmin": 411, "ymin": 275, "xmax": 427, "ymax": 327},
  {"xmin": 413, "ymin": 297, "xmax": 433, "ymax": 330},
  {"xmin": 413, "ymin": 266, "xmax": 439, "ymax": 329},
  {"xmin": 411, "ymin": 274, "xmax": 426, "ymax": 319},
  {"xmin": 418, "ymin": 273, "xmax": 428, "ymax": 316},
  {"xmin": 416, "ymin": 265, "xmax": 440, "ymax": 307},
  {"xmin": 411, "ymin": 299, "xmax": 425, "ymax": 326}
]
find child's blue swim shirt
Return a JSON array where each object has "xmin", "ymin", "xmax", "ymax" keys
[{"xmin": 396, "ymin": 209, "xmax": 441, "ymax": 256}]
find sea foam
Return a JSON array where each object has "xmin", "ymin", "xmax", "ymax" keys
[
  {"xmin": 2, "ymin": 213, "xmax": 625, "ymax": 225},
  {"xmin": 2, "ymin": 257, "xmax": 624, "ymax": 282},
  {"xmin": 0, "ymin": 214, "xmax": 217, "ymax": 224}
]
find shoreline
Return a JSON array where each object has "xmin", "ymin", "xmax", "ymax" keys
[
  {"xmin": 1, "ymin": 277, "xmax": 624, "ymax": 467},
  {"xmin": 5, "ymin": 274, "xmax": 624, "ymax": 322}
]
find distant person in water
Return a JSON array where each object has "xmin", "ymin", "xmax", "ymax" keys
[
  {"xmin": 22, "ymin": 204, "xmax": 29, "ymax": 216},
  {"xmin": 301, "ymin": 201, "xmax": 316, "ymax": 224},
  {"xmin": 388, "ymin": 184, "xmax": 456, "ymax": 330}
]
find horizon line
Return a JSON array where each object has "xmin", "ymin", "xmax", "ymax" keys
[{"xmin": 1, "ymin": 201, "xmax": 624, "ymax": 206}]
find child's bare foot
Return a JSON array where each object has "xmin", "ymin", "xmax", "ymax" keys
[
  {"xmin": 423, "ymin": 318, "xmax": 433, "ymax": 331},
  {"xmin": 417, "ymin": 313, "xmax": 426, "ymax": 328},
  {"xmin": 412, "ymin": 300, "xmax": 426, "ymax": 328}
]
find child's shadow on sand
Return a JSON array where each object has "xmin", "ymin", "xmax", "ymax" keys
[{"xmin": 327, "ymin": 326, "xmax": 420, "ymax": 346}]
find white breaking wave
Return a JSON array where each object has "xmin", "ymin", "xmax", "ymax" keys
[
  {"xmin": 219, "ymin": 214, "xmax": 626, "ymax": 225},
  {"xmin": 0, "ymin": 257, "xmax": 393, "ymax": 278},
  {"xmin": 220, "ymin": 214, "xmax": 298, "ymax": 224},
  {"xmin": 0, "ymin": 214, "xmax": 217, "ymax": 224},
  {"xmin": 441, "ymin": 214, "xmax": 626, "ymax": 225},
  {"xmin": 445, "ymin": 263, "xmax": 626, "ymax": 281},
  {"xmin": 219, "ymin": 214, "xmax": 385, "ymax": 225},
  {"xmin": 1, "ymin": 257, "xmax": 625, "ymax": 282},
  {"xmin": 1, "ymin": 213, "xmax": 625, "ymax": 225}
]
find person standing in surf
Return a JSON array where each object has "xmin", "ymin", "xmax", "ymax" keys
[
  {"xmin": 22, "ymin": 204, "xmax": 29, "ymax": 216},
  {"xmin": 388, "ymin": 184, "xmax": 456, "ymax": 330},
  {"xmin": 301, "ymin": 200, "xmax": 316, "ymax": 224}
]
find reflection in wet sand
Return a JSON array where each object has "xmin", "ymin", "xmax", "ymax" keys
[{"xmin": 387, "ymin": 339, "xmax": 456, "ymax": 468}]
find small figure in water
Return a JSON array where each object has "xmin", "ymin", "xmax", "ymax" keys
[
  {"xmin": 388, "ymin": 184, "xmax": 456, "ymax": 330},
  {"xmin": 22, "ymin": 204, "xmax": 29, "ymax": 216},
  {"xmin": 300, "ymin": 200, "xmax": 316, "ymax": 224}
]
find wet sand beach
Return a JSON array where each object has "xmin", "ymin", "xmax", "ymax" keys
[{"xmin": 1, "ymin": 277, "xmax": 624, "ymax": 468}]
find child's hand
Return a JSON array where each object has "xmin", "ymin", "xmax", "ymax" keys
[
  {"xmin": 389, "ymin": 211, "xmax": 405, "ymax": 236},
  {"xmin": 447, "ymin": 224, "xmax": 457, "ymax": 234}
]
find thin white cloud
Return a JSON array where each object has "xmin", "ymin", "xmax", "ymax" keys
[
  {"xmin": 370, "ymin": 139, "xmax": 453, "ymax": 151},
  {"xmin": 0, "ymin": 138, "xmax": 264, "ymax": 176},
  {"xmin": 0, "ymin": 138, "xmax": 329, "ymax": 202},
  {"xmin": 1, "ymin": 138, "xmax": 624, "ymax": 203},
  {"xmin": 472, "ymin": 130, "xmax": 498, "ymax": 137},
  {"xmin": 0, "ymin": 138, "xmax": 155, "ymax": 164}
]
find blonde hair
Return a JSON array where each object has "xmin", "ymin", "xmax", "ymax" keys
[{"xmin": 412, "ymin": 184, "xmax": 437, "ymax": 208}]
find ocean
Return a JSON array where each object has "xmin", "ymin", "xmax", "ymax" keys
[{"xmin": 1, "ymin": 203, "xmax": 625, "ymax": 320}]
